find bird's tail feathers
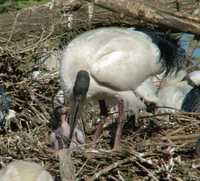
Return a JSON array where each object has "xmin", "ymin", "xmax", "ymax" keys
[{"xmin": 146, "ymin": 31, "xmax": 186, "ymax": 76}]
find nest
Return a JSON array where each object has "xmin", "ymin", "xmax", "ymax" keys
[{"xmin": 0, "ymin": 26, "xmax": 200, "ymax": 181}]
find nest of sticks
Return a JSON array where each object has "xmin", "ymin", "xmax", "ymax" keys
[{"xmin": 0, "ymin": 26, "xmax": 200, "ymax": 181}]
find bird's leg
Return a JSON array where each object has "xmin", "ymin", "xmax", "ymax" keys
[
  {"xmin": 113, "ymin": 99, "xmax": 124, "ymax": 150},
  {"xmin": 92, "ymin": 100, "xmax": 108, "ymax": 148}
]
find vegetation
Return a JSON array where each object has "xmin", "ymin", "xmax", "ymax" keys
[{"xmin": 0, "ymin": 0, "xmax": 49, "ymax": 13}]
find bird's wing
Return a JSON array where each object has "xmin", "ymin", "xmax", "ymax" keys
[
  {"xmin": 119, "ymin": 91, "xmax": 146, "ymax": 114},
  {"xmin": 135, "ymin": 77, "xmax": 159, "ymax": 103},
  {"xmin": 90, "ymin": 50, "xmax": 149, "ymax": 91}
]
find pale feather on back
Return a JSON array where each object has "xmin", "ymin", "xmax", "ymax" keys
[
  {"xmin": 60, "ymin": 28, "xmax": 162, "ymax": 101},
  {"xmin": 143, "ymin": 70, "xmax": 200, "ymax": 113},
  {"xmin": 60, "ymin": 27, "xmax": 165, "ymax": 118},
  {"xmin": 58, "ymin": 27, "xmax": 185, "ymax": 149}
]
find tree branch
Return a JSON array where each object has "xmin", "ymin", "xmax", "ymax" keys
[{"xmin": 89, "ymin": 0, "xmax": 200, "ymax": 35}]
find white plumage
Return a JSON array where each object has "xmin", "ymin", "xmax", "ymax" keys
[
  {"xmin": 188, "ymin": 71, "xmax": 200, "ymax": 86},
  {"xmin": 0, "ymin": 160, "xmax": 53, "ymax": 181},
  {"xmin": 141, "ymin": 70, "xmax": 200, "ymax": 113},
  {"xmin": 60, "ymin": 27, "xmax": 162, "ymax": 101},
  {"xmin": 56, "ymin": 27, "xmax": 184, "ymax": 149},
  {"xmin": 157, "ymin": 70, "xmax": 191, "ymax": 112}
]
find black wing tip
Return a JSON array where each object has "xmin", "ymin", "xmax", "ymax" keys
[
  {"xmin": 157, "ymin": 36, "xmax": 186, "ymax": 77},
  {"xmin": 181, "ymin": 86, "xmax": 200, "ymax": 112}
]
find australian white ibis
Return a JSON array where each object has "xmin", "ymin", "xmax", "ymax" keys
[
  {"xmin": 0, "ymin": 160, "xmax": 53, "ymax": 181},
  {"xmin": 54, "ymin": 27, "xmax": 185, "ymax": 150}
]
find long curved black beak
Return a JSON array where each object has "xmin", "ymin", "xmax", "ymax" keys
[{"xmin": 66, "ymin": 70, "xmax": 90, "ymax": 148}]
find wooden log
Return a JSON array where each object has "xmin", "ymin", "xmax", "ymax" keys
[
  {"xmin": 90, "ymin": 0, "xmax": 200, "ymax": 35},
  {"xmin": 58, "ymin": 149, "xmax": 75, "ymax": 181}
]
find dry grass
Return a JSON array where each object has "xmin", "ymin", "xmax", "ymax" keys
[{"xmin": 1, "ymin": 106, "xmax": 200, "ymax": 180}]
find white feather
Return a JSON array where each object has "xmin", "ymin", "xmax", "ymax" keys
[
  {"xmin": 60, "ymin": 27, "xmax": 162, "ymax": 113},
  {"xmin": 0, "ymin": 160, "xmax": 53, "ymax": 181},
  {"xmin": 139, "ymin": 70, "xmax": 195, "ymax": 112},
  {"xmin": 158, "ymin": 81, "xmax": 192, "ymax": 112},
  {"xmin": 135, "ymin": 77, "xmax": 159, "ymax": 103},
  {"xmin": 188, "ymin": 70, "xmax": 200, "ymax": 86}
]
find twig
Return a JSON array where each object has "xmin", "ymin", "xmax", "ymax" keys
[
  {"xmin": 162, "ymin": 133, "xmax": 200, "ymax": 141},
  {"xmin": 76, "ymin": 158, "xmax": 89, "ymax": 177},
  {"xmin": 135, "ymin": 160, "xmax": 159, "ymax": 181},
  {"xmin": 139, "ymin": 112, "xmax": 173, "ymax": 119},
  {"xmin": 88, "ymin": 157, "xmax": 134, "ymax": 180},
  {"xmin": 6, "ymin": 12, "xmax": 20, "ymax": 46}
]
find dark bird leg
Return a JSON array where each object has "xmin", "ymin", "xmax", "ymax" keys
[
  {"xmin": 113, "ymin": 99, "xmax": 124, "ymax": 150},
  {"xmin": 92, "ymin": 100, "xmax": 108, "ymax": 148}
]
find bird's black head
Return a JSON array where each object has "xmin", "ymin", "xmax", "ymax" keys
[{"xmin": 73, "ymin": 70, "xmax": 90, "ymax": 101}]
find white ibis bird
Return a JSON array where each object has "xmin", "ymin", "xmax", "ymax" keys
[
  {"xmin": 55, "ymin": 27, "xmax": 185, "ymax": 150},
  {"xmin": 156, "ymin": 70, "xmax": 200, "ymax": 112},
  {"xmin": 0, "ymin": 160, "xmax": 53, "ymax": 181}
]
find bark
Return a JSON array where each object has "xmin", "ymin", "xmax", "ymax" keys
[
  {"xmin": 0, "ymin": 0, "xmax": 140, "ymax": 50},
  {"xmin": 0, "ymin": 0, "xmax": 199, "ymax": 51},
  {"xmin": 58, "ymin": 149, "xmax": 75, "ymax": 181},
  {"xmin": 90, "ymin": 0, "xmax": 200, "ymax": 35}
]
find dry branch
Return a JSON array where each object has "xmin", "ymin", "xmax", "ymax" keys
[
  {"xmin": 0, "ymin": 0, "xmax": 200, "ymax": 52},
  {"xmin": 0, "ymin": 0, "xmax": 139, "ymax": 50},
  {"xmin": 88, "ymin": 157, "xmax": 134, "ymax": 180},
  {"xmin": 58, "ymin": 149, "xmax": 75, "ymax": 181},
  {"xmin": 90, "ymin": 0, "xmax": 200, "ymax": 35}
]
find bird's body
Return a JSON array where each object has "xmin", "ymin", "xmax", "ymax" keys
[
  {"xmin": 61, "ymin": 27, "xmax": 162, "ymax": 103},
  {"xmin": 156, "ymin": 70, "xmax": 191, "ymax": 112},
  {"xmin": 145, "ymin": 70, "xmax": 200, "ymax": 113},
  {"xmin": 56, "ymin": 27, "xmax": 184, "ymax": 149},
  {"xmin": 158, "ymin": 81, "xmax": 192, "ymax": 112},
  {"xmin": 0, "ymin": 160, "xmax": 53, "ymax": 181}
]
